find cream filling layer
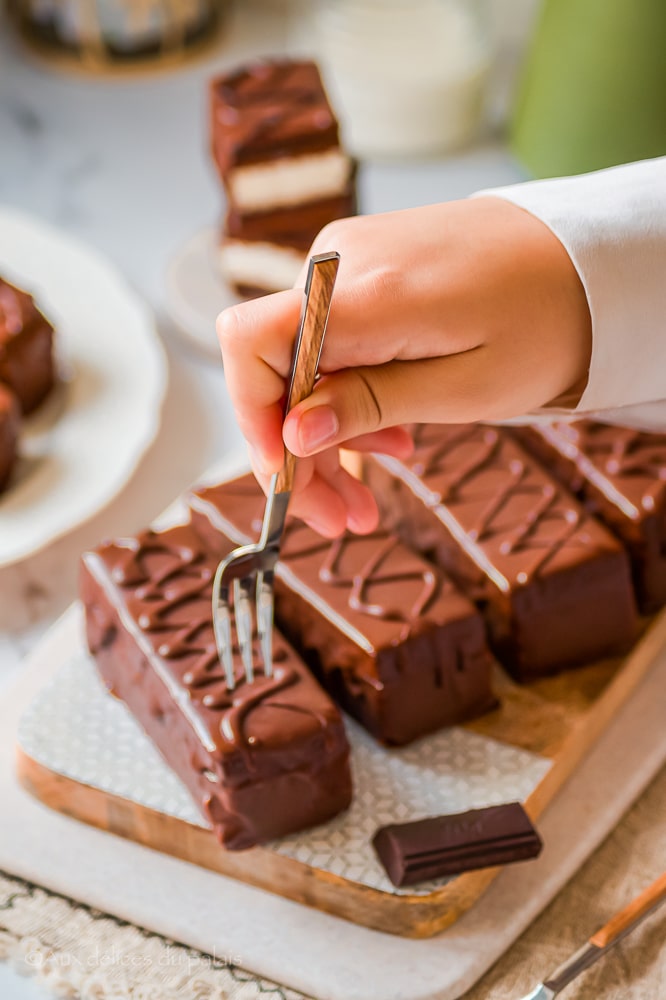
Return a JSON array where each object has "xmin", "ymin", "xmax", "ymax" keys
[
  {"xmin": 227, "ymin": 149, "xmax": 352, "ymax": 212},
  {"xmin": 219, "ymin": 240, "xmax": 305, "ymax": 292}
]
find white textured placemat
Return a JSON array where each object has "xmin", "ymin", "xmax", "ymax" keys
[
  {"xmin": 1, "ymin": 605, "xmax": 665, "ymax": 1000},
  {"xmin": 17, "ymin": 652, "xmax": 549, "ymax": 896}
]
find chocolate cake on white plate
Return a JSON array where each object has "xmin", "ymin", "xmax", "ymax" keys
[{"xmin": 209, "ymin": 58, "xmax": 356, "ymax": 295}]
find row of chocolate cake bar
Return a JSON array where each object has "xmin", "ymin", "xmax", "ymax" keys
[
  {"xmin": 80, "ymin": 420, "xmax": 666, "ymax": 851},
  {"xmin": 209, "ymin": 59, "xmax": 357, "ymax": 296},
  {"xmin": 0, "ymin": 277, "xmax": 56, "ymax": 493}
]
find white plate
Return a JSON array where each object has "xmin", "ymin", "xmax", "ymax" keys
[
  {"xmin": 0, "ymin": 208, "xmax": 167, "ymax": 566},
  {"xmin": 165, "ymin": 227, "xmax": 240, "ymax": 360}
]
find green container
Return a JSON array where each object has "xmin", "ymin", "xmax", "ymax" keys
[{"xmin": 510, "ymin": 0, "xmax": 666, "ymax": 177}]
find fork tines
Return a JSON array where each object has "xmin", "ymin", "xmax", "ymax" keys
[{"xmin": 211, "ymin": 251, "xmax": 340, "ymax": 689}]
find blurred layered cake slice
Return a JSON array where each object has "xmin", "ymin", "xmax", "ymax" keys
[
  {"xmin": 210, "ymin": 59, "xmax": 356, "ymax": 294},
  {"xmin": 188, "ymin": 474, "xmax": 497, "ymax": 747},
  {"xmin": 222, "ymin": 189, "xmax": 355, "ymax": 296},
  {"xmin": 80, "ymin": 520, "xmax": 352, "ymax": 850},
  {"xmin": 0, "ymin": 276, "xmax": 55, "ymax": 414}
]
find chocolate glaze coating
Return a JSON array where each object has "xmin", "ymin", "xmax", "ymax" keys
[
  {"xmin": 224, "ymin": 187, "xmax": 357, "ymax": 251},
  {"xmin": 189, "ymin": 474, "xmax": 497, "ymax": 747},
  {"xmin": 80, "ymin": 521, "xmax": 352, "ymax": 850},
  {"xmin": 0, "ymin": 278, "xmax": 54, "ymax": 414},
  {"xmin": 0, "ymin": 383, "xmax": 20, "ymax": 492},
  {"xmin": 365, "ymin": 424, "xmax": 638, "ymax": 679},
  {"xmin": 210, "ymin": 59, "xmax": 340, "ymax": 174},
  {"xmin": 372, "ymin": 802, "xmax": 542, "ymax": 887},
  {"xmin": 514, "ymin": 422, "xmax": 666, "ymax": 614}
]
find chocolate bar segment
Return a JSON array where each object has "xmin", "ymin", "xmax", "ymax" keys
[
  {"xmin": 80, "ymin": 521, "xmax": 352, "ymax": 850},
  {"xmin": 514, "ymin": 421, "xmax": 666, "ymax": 614},
  {"xmin": 365, "ymin": 424, "xmax": 638, "ymax": 679},
  {"xmin": 372, "ymin": 802, "xmax": 542, "ymax": 887},
  {"xmin": 189, "ymin": 474, "xmax": 497, "ymax": 747},
  {"xmin": 0, "ymin": 277, "xmax": 55, "ymax": 414}
]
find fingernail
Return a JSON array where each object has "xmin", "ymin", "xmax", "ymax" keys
[
  {"xmin": 298, "ymin": 406, "xmax": 339, "ymax": 454},
  {"xmin": 304, "ymin": 516, "xmax": 332, "ymax": 537},
  {"xmin": 346, "ymin": 510, "xmax": 366, "ymax": 534},
  {"xmin": 247, "ymin": 443, "xmax": 270, "ymax": 476}
]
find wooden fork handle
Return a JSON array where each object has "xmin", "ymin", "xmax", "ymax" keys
[
  {"xmin": 589, "ymin": 870, "xmax": 666, "ymax": 948},
  {"xmin": 276, "ymin": 251, "xmax": 340, "ymax": 494},
  {"xmin": 544, "ymin": 871, "xmax": 666, "ymax": 995}
]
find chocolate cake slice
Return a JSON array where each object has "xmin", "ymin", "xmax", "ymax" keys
[
  {"xmin": 364, "ymin": 424, "xmax": 638, "ymax": 680},
  {"xmin": 0, "ymin": 277, "xmax": 54, "ymax": 414},
  {"xmin": 189, "ymin": 474, "xmax": 497, "ymax": 747},
  {"xmin": 514, "ymin": 422, "xmax": 666, "ymax": 614},
  {"xmin": 80, "ymin": 521, "xmax": 352, "ymax": 850},
  {"xmin": 0, "ymin": 383, "xmax": 20, "ymax": 492},
  {"xmin": 210, "ymin": 58, "xmax": 356, "ymax": 295},
  {"xmin": 210, "ymin": 59, "xmax": 353, "ymax": 211}
]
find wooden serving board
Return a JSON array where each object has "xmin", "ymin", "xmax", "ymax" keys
[{"xmin": 16, "ymin": 598, "xmax": 666, "ymax": 939}]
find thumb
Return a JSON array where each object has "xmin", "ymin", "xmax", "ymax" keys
[{"xmin": 283, "ymin": 352, "xmax": 482, "ymax": 457}]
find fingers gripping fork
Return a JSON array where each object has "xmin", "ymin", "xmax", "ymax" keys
[{"xmin": 211, "ymin": 252, "xmax": 340, "ymax": 689}]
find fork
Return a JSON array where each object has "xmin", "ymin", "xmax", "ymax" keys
[
  {"xmin": 211, "ymin": 251, "xmax": 340, "ymax": 689},
  {"xmin": 515, "ymin": 870, "xmax": 666, "ymax": 1000}
]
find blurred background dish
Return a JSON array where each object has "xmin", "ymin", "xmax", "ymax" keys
[
  {"xmin": 6, "ymin": 0, "xmax": 228, "ymax": 74},
  {"xmin": 0, "ymin": 207, "xmax": 167, "ymax": 566},
  {"xmin": 165, "ymin": 226, "xmax": 238, "ymax": 360}
]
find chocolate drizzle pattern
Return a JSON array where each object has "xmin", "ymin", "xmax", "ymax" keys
[
  {"xmin": 560, "ymin": 422, "xmax": 666, "ymax": 511},
  {"xmin": 413, "ymin": 424, "xmax": 502, "ymax": 499},
  {"xmin": 325, "ymin": 533, "xmax": 436, "ymax": 623},
  {"xmin": 411, "ymin": 425, "xmax": 591, "ymax": 582},
  {"xmin": 282, "ymin": 519, "xmax": 439, "ymax": 636},
  {"xmin": 111, "ymin": 529, "xmax": 304, "ymax": 749}
]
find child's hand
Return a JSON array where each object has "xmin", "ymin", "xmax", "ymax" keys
[{"xmin": 218, "ymin": 197, "xmax": 591, "ymax": 537}]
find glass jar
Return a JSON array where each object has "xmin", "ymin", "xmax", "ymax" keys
[{"xmin": 317, "ymin": 0, "xmax": 492, "ymax": 159}]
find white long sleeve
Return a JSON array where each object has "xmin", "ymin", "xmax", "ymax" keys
[{"xmin": 476, "ymin": 156, "xmax": 666, "ymax": 431}]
